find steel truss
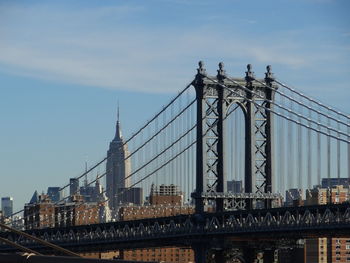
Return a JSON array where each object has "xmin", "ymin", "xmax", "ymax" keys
[{"xmin": 1, "ymin": 204, "xmax": 349, "ymax": 253}]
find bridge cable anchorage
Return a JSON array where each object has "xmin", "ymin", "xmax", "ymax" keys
[
  {"xmin": 204, "ymin": 76, "xmax": 350, "ymax": 144},
  {"xmin": 0, "ymin": 222, "xmax": 81, "ymax": 257},
  {"xmin": 274, "ymin": 78, "xmax": 350, "ymax": 120},
  {"xmin": 252, "ymin": 78, "xmax": 350, "ymax": 128},
  {"xmin": 223, "ymin": 75, "xmax": 350, "ymax": 140}
]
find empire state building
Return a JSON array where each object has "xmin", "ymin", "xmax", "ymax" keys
[{"xmin": 106, "ymin": 110, "xmax": 131, "ymax": 211}]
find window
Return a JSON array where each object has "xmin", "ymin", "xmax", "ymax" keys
[{"xmin": 347, "ymin": 244, "xmax": 350, "ymax": 249}]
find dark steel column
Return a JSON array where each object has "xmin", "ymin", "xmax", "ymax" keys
[
  {"xmin": 194, "ymin": 61, "xmax": 206, "ymax": 214},
  {"xmin": 217, "ymin": 62, "xmax": 227, "ymax": 212},
  {"xmin": 193, "ymin": 243, "xmax": 208, "ymax": 263},
  {"xmin": 245, "ymin": 65, "xmax": 255, "ymax": 195},
  {"xmin": 264, "ymin": 65, "xmax": 275, "ymax": 208}
]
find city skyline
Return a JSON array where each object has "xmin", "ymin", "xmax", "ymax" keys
[{"xmin": 1, "ymin": 0, "xmax": 350, "ymax": 212}]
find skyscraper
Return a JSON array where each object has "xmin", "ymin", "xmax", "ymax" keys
[
  {"xmin": 1, "ymin": 197, "xmax": 13, "ymax": 218},
  {"xmin": 106, "ymin": 108, "xmax": 131, "ymax": 211}
]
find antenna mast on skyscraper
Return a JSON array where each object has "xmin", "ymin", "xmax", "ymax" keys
[{"xmin": 117, "ymin": 99, "xmax": 120, "ymax": 123}]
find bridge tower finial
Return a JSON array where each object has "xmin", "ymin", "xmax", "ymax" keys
[
  {"xmin": 197, "ymin": 61, "xmax": 207, "ymax": 76},
  {"xmin": 265, "ymin": 65, "xmax": 274, "ymax": 83},
  {"xmin": 217, "ymin": 62, "xmax": 226, "ymax": 80},
  {"xmin": 245, "ymin": 64, "xmax": 255, "ymax": 81}
]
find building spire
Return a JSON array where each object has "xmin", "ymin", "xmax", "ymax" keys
[
  {"xmin": 117, "ymin": 100, "xmax": 120, "ymax": 123},
  {"xmin": 114, "ymin": 102, "xmax": 122, "ymax": 141}
]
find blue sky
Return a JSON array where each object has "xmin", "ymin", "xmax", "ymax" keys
[{"xmin": 0, "ymin": 0, "xmax": 349, "ymax": 211}]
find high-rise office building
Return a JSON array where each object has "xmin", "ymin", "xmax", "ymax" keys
[
  {"xmin": 1, "ymin": 197, "xmax": 13, "ymax": 218},
  {"xmin": 69, "ymin": 178, "xmax": 79, "ymax": 198},
  {"xmin": 106, "ymin": 109, "xmax": 131, "ymax": 211}
]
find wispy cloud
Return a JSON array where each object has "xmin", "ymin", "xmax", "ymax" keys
[{"xmin": 0, "ymin": 2, "xmax": 349, "ymax": 95}]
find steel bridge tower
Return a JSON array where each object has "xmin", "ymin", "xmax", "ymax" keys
[{"xmin": 192, "ymin": 61, "xmax": 277, "ymax": 214}]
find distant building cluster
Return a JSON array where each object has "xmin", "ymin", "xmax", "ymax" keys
[{"xmin": 24, "ymin": 177, "xmax": 110, "ymax": 230}]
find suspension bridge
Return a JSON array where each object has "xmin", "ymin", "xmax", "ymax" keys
[{"xmin": 1, "ymin": 62, "xmax": 349, "ymax": 263}]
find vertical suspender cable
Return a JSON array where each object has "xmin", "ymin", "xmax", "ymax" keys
[
  {"xmin": 327, "ymin": 113, "xmax": 331, "ymax": 187},
  {"xmin": 278, "ymin": 95, "xmax": 285, "ymax": 195},
  {"xmin": 234, "ymin": 109, "xmax": 239, "ymax": 181},
  {"xmin": 348, "ymin": 121, "xmax": 350, "ymax": 181},
  {"xmin": 287, "ymin": 94, "xmax": 294, "ymax": 189},
  {"xmin": 307, "ymin": 107, "xmax": 312, "ymax": 189},
  {"xmin": 317, "ymin": 112, "xmax": 321, "ymax": 185},
  {"xmin": 337, "ymin": 121, "xmax": 340, "ymax": 184},
  {"xmin": 297, "ymin": 102, "xmax": 303, "ymax": 190}
]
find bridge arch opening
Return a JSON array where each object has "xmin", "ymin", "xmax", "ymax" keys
[{"xmin": 225, "ymin": 101, "xmax": 246, "ymax": 194}]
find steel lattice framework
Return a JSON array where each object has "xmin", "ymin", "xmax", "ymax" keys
[
  {"xmin": 192, "ymin": 62, "xmax": 277, "ymax": 213},
  {"xmin": 1, "ymin": 204, "xmax": 349, "ymax": 253}
]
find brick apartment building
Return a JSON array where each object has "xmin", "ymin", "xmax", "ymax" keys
[
  {"xmin": 24, "ymin": 194, "xmax": 103, "ymax": 230},
  {"xmin": 305, "ymin": 185, "xmax": 350, "ymax": 263},
  {"xmin": 119, "ymin": 184, "xmax": 195, "ymax": 263}
]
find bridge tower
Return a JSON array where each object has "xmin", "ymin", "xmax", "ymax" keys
[{"xmin": 192, "ymin": 61, "xmax": 277, "ymax": 213}]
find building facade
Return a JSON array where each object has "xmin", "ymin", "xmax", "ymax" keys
[
  {"xmin": 285, "ymin": 188, "xmax": 303, "ymax": 206},
  {"xmin": 106, "ymin": 112, "xmax": 131, "ymax": 211},
  {"xmin": 304, "ymin": 185, "xmax": 350, "ymax": 263},
  {"xmin": 118, "ymin": 184, "xmax": 194, "ymax": 263},
  {"xmin": 1, "ymin": 197, "xmax": 13, "ymax": 218},
  {"xmin": 24, "ymin": 179, "xmax": 110, "ymax": 230}
]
